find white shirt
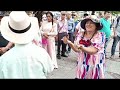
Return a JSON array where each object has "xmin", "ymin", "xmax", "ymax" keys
[
  {"xmin": 40, "ymin": 21, "xmax": 58, "ymax": 38},
  {"xmin": 0, "ymin": 42, "xmax": 54, "ymax": 79}
]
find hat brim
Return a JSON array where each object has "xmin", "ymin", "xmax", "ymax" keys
[
  {"xmin": 0, "ymin": 17, "xmax": 39, "ymax": 44},
  {"xmin": 81, "ymin": 19, "xmax": 103, "ymax": 30}
]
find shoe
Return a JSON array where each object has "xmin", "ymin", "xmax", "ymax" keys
[
  {"xmin": 110, "ymin": 55, "xmax": 115, "ymax": 59},
  {"xmin": 57, "ymin": 54, "xmax": 61, "ymax": 59},
  {"xmin": 61, "ymin": 54, "xmax": 68, "ymax": 57},
  {"xmin": 105, "ymin": 56, "xmax": 109, "ymax": 59}
]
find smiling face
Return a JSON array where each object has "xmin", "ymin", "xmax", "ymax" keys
[{"xmin": 85, "ymin": 20, "xmax": 96, "ymax": 32}]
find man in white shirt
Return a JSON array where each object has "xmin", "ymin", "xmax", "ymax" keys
[{"xmin": 0, "ymin": 11, "xmax": 54, "ymax": 79}]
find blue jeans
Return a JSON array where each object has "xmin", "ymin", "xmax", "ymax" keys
[
  {"xmin": 111, "ymin": 35, "xmax": 120, "ymax": 56},
  {"xmin": 104, "ymin": 38, "xmax": 110, "ymax": 57}
]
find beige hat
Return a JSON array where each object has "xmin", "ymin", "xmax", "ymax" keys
[{"xmin": 0, "ymin": 11, "xmax": 39, "ymax": 44}]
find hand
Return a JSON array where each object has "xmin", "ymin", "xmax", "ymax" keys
[
  {"xmin": 77, "ymin": 44, "xmax": 84, "ymax": 50},
  {"xmin": 43, "ymin": 33, "xmax": 48, "ymax": 38},
  {"xmin": 62, "ymin": 36, "xmax": 69, "ymax": 44},
  {"xmin": 0, "ymin": 47, "xmax": 8, "ymax": 54},
  {"xmin": 0, "ymin": 49, "xmax": 2, "ymax": 54}
]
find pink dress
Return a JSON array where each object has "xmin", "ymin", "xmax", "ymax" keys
[
  {"xmin": 40, "ymin": 21, "xmax": 58, "ymax": 68},
  {"xmin": 74, "ymin": 31, "xmax": 106, "ymax": 79}
]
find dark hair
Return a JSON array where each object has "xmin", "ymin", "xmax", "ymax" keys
[
  {"xmin": 46, "ymin": 11, "xmax": 54, "ymax": 25},
  {"xmin": 104, "ymin": 11, "xmax": 111, "ymax": 15},
  {"xmin": 84, "ymin": 13, "xmax": 88, "ymax": 17}
]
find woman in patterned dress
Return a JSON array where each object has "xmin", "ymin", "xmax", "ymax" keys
[{"xmin": 62, "ymin": 17, "xmax": 106, "ymax": 79}]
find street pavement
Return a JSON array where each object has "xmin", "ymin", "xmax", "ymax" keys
[{"xmin": 47, "ymin": 38, "xmax": 120, "ymax": 79}]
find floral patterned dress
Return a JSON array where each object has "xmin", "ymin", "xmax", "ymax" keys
[{"xmin": 74, "ymin": 31, "xmax": 106, "ymax": 79}]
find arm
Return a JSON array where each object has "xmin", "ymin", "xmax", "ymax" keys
[
  {"xmin": 79, "ymin": 45, "xmax": 98, "ymax": 55},
  {"xmin": 64, "ymin": 20, "xmax": 68, "ymax": 33},
  {"xmin": 0, "ymin": 42, "xmax": 14, "ymax": 54},
  {"xmin": 62, "ymin": 36, "xmax": 80, "ymax": 52},
  {"xmin": 68, "ymin": 40, "xmax": 98, "ymax": 54},
  {"xmin": 47, "ymin": 23, "xmax": 58, "ymax": 36},
  {"xmin": 74, "ymin": 22, "xmax": 80, "ymax": 36},
  {"xmin": 5, "ymin": 42, "xmax": 14, "ymax": 50},
  {"xmin": 39, "ymin": 24, "xmax": 44, "ymax": 35},
  {"xmin": 112, "ymin": 18, "xmax": 117, "ymax": 37}
]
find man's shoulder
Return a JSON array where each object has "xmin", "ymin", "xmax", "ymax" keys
[{"xmin": 100, "ymin": 18, "xmax": 104, "ymax": 22}]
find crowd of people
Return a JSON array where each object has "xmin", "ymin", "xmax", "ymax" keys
[{"xmin": 0, "ymin": 11, "xmax": 119, "ymax": 79}]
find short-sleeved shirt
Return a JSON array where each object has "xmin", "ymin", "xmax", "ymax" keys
[{"xmin": 99, "ymin": 18, "xmax": 111, "ymax": 38}]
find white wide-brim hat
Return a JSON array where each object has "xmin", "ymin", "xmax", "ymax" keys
[{"xmin": 0, "ymin": 11, "xmax": 39, "ymax": 44}]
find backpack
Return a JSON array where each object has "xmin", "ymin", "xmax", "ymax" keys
[{"xmin": 115, "ymin": 16, "xmax": 120, "ymax": 28}]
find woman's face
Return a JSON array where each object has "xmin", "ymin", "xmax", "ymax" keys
[
  {"xmin": 46, "ymin": 13, "xmax": 52, "ymax": 22},
  {"xmin": 85, "ymin": 20, "xmax": 96, "ymax": 32},
  {"xmin": 61, "ymin": 13, "xmax": 66, "ymax": 20}
]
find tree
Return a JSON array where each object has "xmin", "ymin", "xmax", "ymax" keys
[{"xmin": 111, "ymin": 11, "xmax": 120, "ymax": 16}]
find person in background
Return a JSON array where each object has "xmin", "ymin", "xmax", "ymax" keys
[
  {"xmin": 0, "ymin": 11, "xmax": 14, "ymax": 56},
  {"xmin": 57, "ymin": 11, "xmax": 68, "ymax": 59},
  {"xmin": 110, "ymin": 15, "xmax": 120, "ymax": 59},
  {"xmin": 99, "ymin": 11, "xmax": 111, "ymax": 59},
  {"xmin": 75, "ymin": 13, "xmax": 90, "ymax": 38},
  {"xmin": 40, "ymin": 11, "xmax": 58, "ymax": 69},
  {"xmin": 26, "ymin": 11, "xmax": 42, "ymax": 47},
  {"xmin": 0, "ymin": 11, "xmax": 54, "ymax": 79},
  {"xmin": 66, "ymin": 11, "xmax": 75, "ymax": 53},
  {"xmin": 62, "ymin": 17, "xmax": 105, "ymax": 79}
]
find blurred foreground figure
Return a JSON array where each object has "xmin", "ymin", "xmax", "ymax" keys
[{"xmin": 0, "ymin": 11, "xmax": 54, "ymax": 79}]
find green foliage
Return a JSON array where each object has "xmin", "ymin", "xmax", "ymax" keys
[{"xmin": 110, "ymin": 11, "xmax": 120, "ymax": 15}]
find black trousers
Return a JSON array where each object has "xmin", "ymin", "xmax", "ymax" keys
[
  {"xmin": 68, "ymin": 33, "xmax": 74, "ymax": 51},
  {"xmin": 57, "ymin": 32, "xmax": 67, "ymax": 55}
]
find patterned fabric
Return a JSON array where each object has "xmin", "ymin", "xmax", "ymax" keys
[{"xmin": 74, "ymin": 31, "xmax": 106, "ymax": 79}]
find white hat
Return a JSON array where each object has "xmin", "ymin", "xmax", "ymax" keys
[{"xmin": 0, "ymin": 11, "xmax": 39, "ymax": 44}]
